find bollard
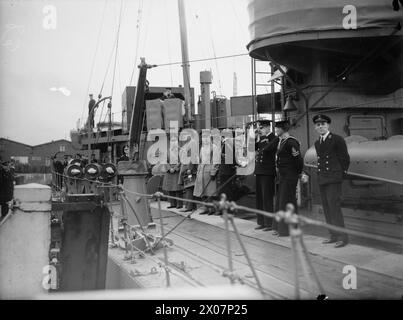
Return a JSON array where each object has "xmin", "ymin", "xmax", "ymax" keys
[
  {"xmin": 156, "ymin": 192, "xmax": 171, "ymax": 287},
  {"xmin": 118, "ymin": 160, "xmax": 152, "ymax": 226}
]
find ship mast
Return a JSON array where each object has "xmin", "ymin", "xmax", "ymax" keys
[{"xmin": 177, "ymin": 0, "xmax": 192, "ymax": 126}]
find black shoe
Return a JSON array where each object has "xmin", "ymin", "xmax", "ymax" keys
[
  {"xmin": 334, "ymin": 240, "xmax": 348, "ymax": 248},
  {"xmin": 272, "ymin": 230, "xmax": 279, "ymax": 236},
  {"xmin": 255, "ymin": 225, "xmax": 265, "ymax": 230},
  {"xmin": 199, "ymin": 210, "xmax": 209, "ymax": 215},
  {"xmin": 262, "ymin": 227, "xmax": 273, "ymax": 231},
  {"xmin": 322, "ymin": 238, "xmax": 337, "ymax": 244},
  {"xmin": 167, "ymin": 205, "xmax": 176, "ymax": 209}
]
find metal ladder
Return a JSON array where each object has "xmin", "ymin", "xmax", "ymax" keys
[{"xmin": 251, "ymin": 58, "xmax": 285, "ymax": 130}]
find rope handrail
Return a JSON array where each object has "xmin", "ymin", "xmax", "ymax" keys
[
  {"xmin": 51, "ymin": 170, "xmax": 403, "ymax": 246},
  {"xmin": 46, "ymin": 169, "xmax": 403, "ymax": 298},
  {"xmin": 232, "ymin": 203, "xmax": 403, "ymax": 246}
]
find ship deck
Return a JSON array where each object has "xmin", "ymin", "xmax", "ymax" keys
[{"xmin": 106, "ymin": 201, "xmax": 403, "ymax": 299}]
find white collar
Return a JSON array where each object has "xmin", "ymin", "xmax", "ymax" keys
[
  {"xmin": 321, "ymin": 131, "xmax": 330, "ymax": 141},
  {"xmin": 279, "ymin": 132, "xmax": 290, "ymax": 140}
]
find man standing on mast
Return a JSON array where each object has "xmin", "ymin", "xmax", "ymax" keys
[{"xmin": 88, "ymin": 94, "xmax": 96, "ymax": 130}]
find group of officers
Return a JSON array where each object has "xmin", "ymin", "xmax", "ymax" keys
[
  {"xmin": 253, "ymin": 114, "xmax": 350, "ymax": 248},
  {"xmin": 158, "ymin": 113, "xmax": 350, "ymax": 248}
]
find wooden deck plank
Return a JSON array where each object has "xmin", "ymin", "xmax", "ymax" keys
[
  {"xmin": 153, "ymin": 207, "xmax": 403, "ymax": 299},
  {"xmin": 106, "ymin": 201, "xmax": 403, "ymax": 299}
]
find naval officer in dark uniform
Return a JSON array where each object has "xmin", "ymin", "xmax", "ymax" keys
[
  {"xmin": 313, "ymin": 114, "xmax": 350, "ymax": 248},
  {"xmin": 254, "ymin": 120, "xmax": 279, "ymax": 231},
  {"xmin": 273, "ymin": 119, "xmax": 303, "ymax": 236}
]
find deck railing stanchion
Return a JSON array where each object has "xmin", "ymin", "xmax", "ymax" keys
[
  {"xmin": 156, "ymin": 192, "xmax": 171, "ymax": 287},
  {"xmin": 227, "ymin": 203, "xmax": 265, "ymax": 298},
  {"xmin": 220, "ymin": 194, "xmax": 235, "ymax": 285}
]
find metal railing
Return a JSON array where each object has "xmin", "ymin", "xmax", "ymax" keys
[{"xmin": 46, "ymin": 169, "xmax": 403, "ymax": 299}]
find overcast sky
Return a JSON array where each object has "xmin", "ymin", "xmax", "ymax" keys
[{"xmin": 0, "ymin": 0, "xmax": 264, "ymax": 145}]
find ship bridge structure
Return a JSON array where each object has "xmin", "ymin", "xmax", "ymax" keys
[
  {"xmin": 247, "ymin": 0, "xmax": 403, "ymax": 112},
  {"xmin": 247, "ymin": 0, "xmax": 403, "ymax": 239}
]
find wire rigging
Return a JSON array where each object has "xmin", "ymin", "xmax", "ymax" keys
[
  {"xmin": 111, "ymin": 0, "xmax": 124, "ymax": 98},
  {"xmin": 80, "ymin": 0, "xmax": 108, "ymax": 127},
  {"xmin": 204, "ymin": 3, "xmax": 223, "ymax": 95},
  {"xmin": 192, "ymin": 11, "xmax": 208, "ymax": 64},
  {"xmin": 129, "ymin": 0, "xmax": 145, "ymax": 85},
  {"xmin": 164, "ymin": 0, "xmax": 174, "ymax": 87},
  {"xmin": 156, "ymin": 53, "xmax": 249, "ymax": 67}
]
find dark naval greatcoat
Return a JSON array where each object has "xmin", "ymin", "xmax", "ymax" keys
[
  {"xmin": 273, "ymin": 135, "xmax": 303, "ymax": 236},
  {"xmin": 314, "ymin": 132, "xmax": 350, "ymax": 242},
  {"xmin": 254, "ymin": 132, "xmax": 279, "ymax": 228},
  {"xmin": 314, "ymin": 133, "xmax": 350, "ymax": 185}
]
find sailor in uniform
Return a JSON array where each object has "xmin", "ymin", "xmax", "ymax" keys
[
  {"xmin": 313, "ymin": 114, "xmax": 350, "ymax": 248},
  {"xmin": 273, "ymin": 119, "xmax": 303, "ymax": 236},
  {"xmin": 88, "ymin": 94, "xmax": 96, "ymax": 129},
  {"xmin": 254, "ymin": 120, "xmax": 279, "ymax": 231}
]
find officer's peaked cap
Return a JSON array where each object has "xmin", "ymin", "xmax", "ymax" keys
[
  {"xmin": 313, "ymin": 114, "xmax": 331, "ymax": 124},
  {"xmin": 274, "ymin": 119, "xmax": 290, "ymax": 130}
]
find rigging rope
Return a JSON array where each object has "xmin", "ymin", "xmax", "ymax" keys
[
  {"xmin": 129, "ymin": 0, "xmax": 146, "ymax": 85},
  {"xmin": 164, "ymin": 0, "xmax": 173, "ymax": 87},
  {"xmin": 80, "ymin": 0, "xmax": 108, "ymax": 127},
  {"xmin": 111, "ymin": 0, "xmax": 124, "ymax": 99},
  {"xmin": 99, "ymin": 34, "xmax": 118, "ymax": 97},
  {"xmin": 50, "ymin": 165, "xmax": 403, "ymax": 298},
  {"xmin": 204, "ymin": 6, "xmax": 223, "ymax": 95},
  {"xmin": 52, "ymin": 169, "xmax": 403, "ymax": 246},
  {"xmin": 156, "ymin": 53, "xmax": 249, "ymax": 67}
]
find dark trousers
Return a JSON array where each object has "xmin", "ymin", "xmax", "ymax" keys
[
  {"xmin": 319, "ymin": 183, "xmax": 348, "ymax": 242},
  {"xmin": 255, "ymin": 175, "xmax": 275, "ymax": 227},
  {"xmin": 273, "ymin": 178, "xmax": 298, "ymax": 236},
  {"xmin": 168, "ymin": 191, "xmax": 183, "ymax": 208},
  {"xmin": 218, "ymin": 174, "xmax": 235, "ymax": 201},
  {"xmin": 184, "ymin": 187, "xmax": 196, "ymax": 210},
  {"xmin": 1, "ymin": 203, "xmax": 9, "ymax": 217}
]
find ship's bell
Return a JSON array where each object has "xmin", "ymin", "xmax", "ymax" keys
[{"xmin": 283, "ymin": 95, "xmax": 298, "ymax": 112}]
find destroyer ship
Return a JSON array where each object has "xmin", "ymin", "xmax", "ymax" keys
[{"xmin": 1, "ymin": 0, "xmax": 403, "ymax": 299}]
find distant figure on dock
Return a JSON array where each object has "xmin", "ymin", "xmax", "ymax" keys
[
  {"xmin": 0, "ymin": 159, "xmax": 15, "ymax": 218},
  {"xmin": 118, "ymin": 145, "xmax": 130, "ymax": 162},
  {"xmin": 63, "ymin": 154, "xmax": 72, "ymax": 168},
  {"xmin": 88, "ymin": 93, "xmax": 96, "ymax": 129},
  {"xmin": 117, "ymin": 145, "xmax": 130, "ymax": 184},
  {"xmin": 51, "ymin": 154, "xmax": 64, "ymax": 190},
  {"xmin": 90, "ymin": 153, "xmax": 98, "ymax": 164}
]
